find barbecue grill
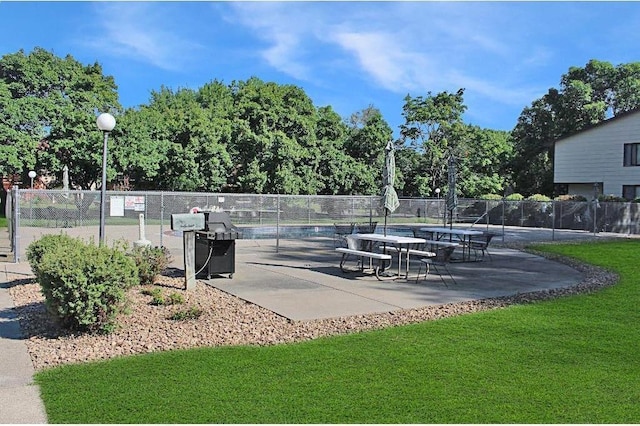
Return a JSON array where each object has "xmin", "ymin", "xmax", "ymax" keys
[{"xmin": 195, "ymin": 211, "xmax": 243, "ymax": 279}]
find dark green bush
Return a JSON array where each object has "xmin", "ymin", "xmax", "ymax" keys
[
  {"xmin": 27, "ymin": 235, "xmax": 138, "ymax": 334},
  {"xmin": 479, "ymin": 194, "xmax": 503, "ymax": 200},
  {"xmin": 143, "ymin": 287, "xmax": 185, "ymax": 306},
  {"xmin": 26, "ymin": 233, "xmax": 78, "ymax": 280},
  {"xmin": 128, "ymin": 245, "xmax": 171, "ymax": 286},
  {"xmin": 167, "ymin": 307, "xmax": 203, "ymax": 321},
  {"xmin": 526, "ymin": 194, "xmax": 552, "ymax": 202},
  {"xmin": 505, "ymin": 193, "xmax": 524, "ymax": 201},
  {"xmin": 599, "ymin": 194, "xmax": 626, "ymax": 202}
]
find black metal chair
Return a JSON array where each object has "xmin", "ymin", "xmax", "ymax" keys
[
  {"xmin": 333, "ymin": 223, "xmax": 355, "ymax": 248},
  {"xmin": 354, "ymin": 221, "xmax": 377, "ymax": 234},
  {"xmin": 415, "ymin": 246, "xmax": 457, "ymax": 287},
  {"xmin": 468, "ymin": 232, "xmax": 495, "ymax": 261}
]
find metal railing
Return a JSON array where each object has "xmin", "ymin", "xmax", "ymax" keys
[{"xmin": 8, "ymin": 189, "xmax": 640, "ymax": 263}]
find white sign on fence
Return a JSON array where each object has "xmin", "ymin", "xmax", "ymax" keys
[{"xmin": 110, "ymin": 196, "xmax": 125, "ymax": 217}]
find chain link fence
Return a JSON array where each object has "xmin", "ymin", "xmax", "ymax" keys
[{"xmin": 8, "ymin": 188, "xmax": 640, "ymax": 263}]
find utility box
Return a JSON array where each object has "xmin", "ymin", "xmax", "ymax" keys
[{"xmin": 171, "ymin": 213, "xmax": 205, "ymax": 231}]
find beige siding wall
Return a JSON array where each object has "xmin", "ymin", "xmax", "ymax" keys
[{"xmin": 554, "ymin": 112, "xmax": 640, "ymax": 196}]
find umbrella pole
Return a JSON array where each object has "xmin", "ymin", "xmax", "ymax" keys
[{"xmin": 384, "ymin": 210, "xmax": 388, "ymax": 236}]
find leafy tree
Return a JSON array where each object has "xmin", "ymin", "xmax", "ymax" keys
[
  {"xmin": 109, "ymin": 105, "xmax": 171, "ymax": 190},
  {"xmin": 0, "ymin": 47, "xmax": 120, "ymax": 189},
  {"xmin": 511, "ymin": 59, "xmax": 640, "ymax": 196},
  {"xmin": 343, "ymin": 106, "xmax": 393, "ymax": 195},
  {"xmin": 229, "ymin": 77, "xmax": 322, "ymax": 194},
  {"xmin": 125, "ymin": 85, "xmax": 233, "ymax": 192},
  {"xmin": 394, "ymin": 146, "xmax": 431, "ymax": 197},
  {"xmin": 314, "ymin": 106, "xmax": 374, "ymax": 195},
  {"xmin": 457, "ymin": 126, "xmax": 513, "ymax": 197},
  {"xmin": 399, "ymin": 89, "xmax": 467, "ymax": 196}
]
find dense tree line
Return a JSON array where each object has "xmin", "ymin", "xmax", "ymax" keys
[{"xmin": 3, "ymin": 48, "xmax": 640, "ymax": 199}]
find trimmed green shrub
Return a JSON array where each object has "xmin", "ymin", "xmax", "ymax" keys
[
  {"xmin": 167, "ymin": 307, "xmax": 203, "ymax": 321},
  {"xmin": 128, "ymin": 245, "xmax": 171, "ymax": 286},
  {"xmin": 26, "ymin": 233, "xmax": 78, "ymax": 280},
  {"xmin": 27, "ymin": 235, "xmax": 138, "ymax": 334},
  {"xmin": 599, "ymin": 194, "xmax": 626, "ymax": 202},
  {"xmin": 168, "ymin": 292, "xmax": 185, "ymax": 305},
  {"xmin": 505, "ymin": 193, "xmax": 524, "ymax": 201},
  {"xmin": 142, "ymin": 287, "xmax": 184, "ymax": 306},
  {"xmin": 479, "ymin": 194, "xmax": 502, "ymax": 200},
  {"xmin": 526, "ymin": 194, "xmax": 552, "ymax": 202}
]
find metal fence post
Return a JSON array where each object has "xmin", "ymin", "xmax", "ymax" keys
[
  {"xmin": 276, "ymin": 194, "xmax": 280, "ymax": 253},
  {"xmin": 352, "ymin": 196, "xmax": 355, "ymax": 221},
  {"xmin": 501, "ymin": 198, "xmax": 505, "ymax": 243},
  {"xmin": 370, "ymin": 196, "xmax": 374, "ymax": 226},
  {"xmin": 12, "ymin": 186, "xmax": 20, "ymax": 263},
  {"xmin": 552, "ymin": 200, "xmax": 556, "ymax": 241},
  {"xmin": 160, "ymin": 192, "xmax": 164, "ymax": 247}
]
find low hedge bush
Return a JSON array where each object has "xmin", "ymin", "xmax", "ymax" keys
[
  {"xmin": 525, "ymin": 193, "xmax": 552, "ymax": 202},
  {"xmin": 128, "ymin": 245, "xmax": 171, "ymax": 286},
  {"xmin": 26, "ymin": 235, "xmax": 138, "ymax": 334}
]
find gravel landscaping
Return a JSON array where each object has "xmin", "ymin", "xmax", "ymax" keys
[{"xmin": 7, "ymin": 247, "xmax": 618, "ymax": 371}]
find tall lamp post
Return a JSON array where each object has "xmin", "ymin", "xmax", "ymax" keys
[
  {"xmin": 435, "ymin": 188, "xmax": 443, "ymax": 225},
  {"xmin": 28, "ymin": 170, "xmax": 36, "ymax": 189},
  {"xmin": 96, "ymin": 113, "xmax": 116, "ymax": 246}
]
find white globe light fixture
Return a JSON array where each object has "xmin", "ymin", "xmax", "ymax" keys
[
  {"xmin": 435, "ymin": 188, "xmax": 441, "ymax": 199},
  {"xmin": 96, "ymin": 113, "xmax": 116, "ymax": 246},
  {"xmin": 28, "ymin": 170, "xmax": 36, "ymax": 189}
]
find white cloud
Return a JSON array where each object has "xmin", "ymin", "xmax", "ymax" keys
[
  {"xmin": 327, "ymin": 30, "xmax": 431, "ymax": 92},
  {"xmin": 87, "ymin": 3, "xmax": 205, "ymax": 72},
  {"xmin": 225, "ymin": 2, "xmax": 316, "ymax": 80},
  {"xmin": 224, "ymin": 2, "xmax": 576, "ymax": 112}
]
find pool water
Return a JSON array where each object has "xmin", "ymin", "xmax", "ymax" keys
[
  {"xmin": 238, "ymin": 225, "xmax": 414, "ymax": 239},
  {"xmin": 164, "ymin": 225, "xmax": 414, "ymax": 239}
]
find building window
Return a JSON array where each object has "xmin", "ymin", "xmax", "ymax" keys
[
  {"xmin": 622, "ymin": 185, "xmax": 640, "ymax": 200},
  {"xmin": 623, "ymin": 143, "xmax": 640, "ymax": 166}
]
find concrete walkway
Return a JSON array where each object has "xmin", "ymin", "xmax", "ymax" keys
[
  {"xmin": 0, "ymin": 262, "xmax": 47, "ymax": 424},
  {"xmin": 0, "ymin": 226, "xmax": 625, "ymax": 423},
  {"xmin": 214, "ymin": 239, "xmax": 584, "ymax": 321}
]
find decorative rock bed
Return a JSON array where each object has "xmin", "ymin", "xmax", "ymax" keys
[{"xmin": 8, "ymin": 244, "xmax": 618, "ymax": 371}]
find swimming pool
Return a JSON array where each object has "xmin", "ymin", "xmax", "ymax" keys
[
  {"xmin": 164, "ymin": 225, "xmax": 415, "ymax": 239},
  {"xmin": 237, "ymin": 224, "xmax": 415, "ymax": 239}
]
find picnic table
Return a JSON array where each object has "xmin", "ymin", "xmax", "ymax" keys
[
  {"xmin": 347, "ymin": 233, "xmax": 432, "ymax": 279},
  {"xmin": 420, "ymin": 227, "xmax": 484, "ymax": 262}
]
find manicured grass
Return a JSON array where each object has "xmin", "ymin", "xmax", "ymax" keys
[
  {"xmin": 34, "ymin": 240, "xmax": 640, "ymax": 423},
  {"xmin": 0, "ymin": 215, "xmax": 6, "ymax": 228}
]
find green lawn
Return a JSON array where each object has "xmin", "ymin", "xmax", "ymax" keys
[{"xmin": 34, "ymin": 240, "xmax": 640, "ymax": 423}]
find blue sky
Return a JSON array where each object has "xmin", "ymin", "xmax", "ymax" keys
[{"xmin": 1, "ymin": 1, "xmax": 639, "ymax": 136}]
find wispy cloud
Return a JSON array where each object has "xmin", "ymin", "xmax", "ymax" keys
[
  {"xmin": 328, "ymin": 30, "xmax": 431, "ymax": 92},
  {"xmin": 86, "ymin": 3, "xmax": 205, "ymax": 72},
  {"xmin": 225, "ymin": 2, "xmax": 546, "ymax": 109},
  {"xmin": 224, "ymin": 2, "xmax": 317, "ymax": 80}
]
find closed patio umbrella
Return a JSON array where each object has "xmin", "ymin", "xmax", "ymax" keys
[
  {"xmin": 62, "ymin": 165, "xmax": 70, "ymax": 191},
  {"xmin": 446, "ymin": 154, "xmax": 457, "ymax": 229},
  {"xmin": 382, "ymin": 140, "xmax": 399, "ymax": 236}
]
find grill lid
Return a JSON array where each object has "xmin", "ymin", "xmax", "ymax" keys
[{"xmin": 199, "ymin": 211, "xmax": 242, "ymax": 239}]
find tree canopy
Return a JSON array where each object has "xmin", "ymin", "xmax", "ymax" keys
[
  {"xmin": 6, "ymin": 48, "xmax": 639, "ymax": 199},
  {"xmin": 0, "ymin": 47, "xmax": 120, "ymax": 189}
]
